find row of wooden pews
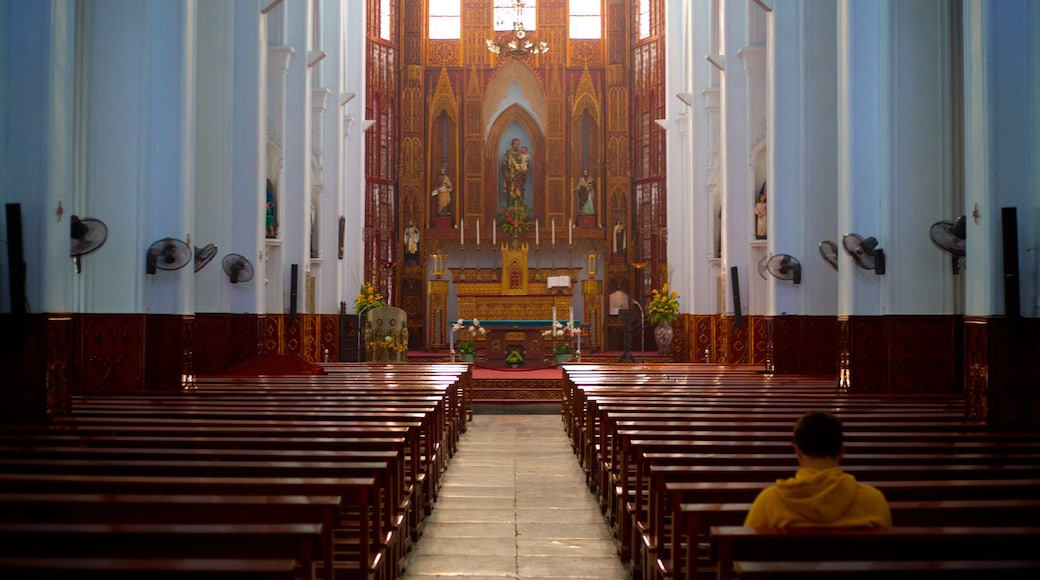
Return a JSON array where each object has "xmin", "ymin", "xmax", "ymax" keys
[
  {"xmin": 562, "ymin": 363, "xmax": 1040, "ymax": 580},
  {"xmin": 0, "ymin": 362, "xmax": 472, "ymax": 580}
]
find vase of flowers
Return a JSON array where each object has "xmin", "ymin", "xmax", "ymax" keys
[
  {"xmin": 648, "ymin": 283, "xmax": 679, "ymax": 355},
  {"xmin": 457, "ymin": 341, "xmax": 477, "ymax": 362},
  {"xmin": 553, "ymin": 343, "xmax": 575, "ymax": 364},
  {"xmin": 355, "ymin": 282, "xmax": 387, "ymax": 315},
  {"xmin": 451, "ymin": 318, "xmax": 486, "ymax": 362},
  {"xmin": 499, "ymin": 202, "xmax": 535, "ymax": 235},
  {"xmin": 505, "ymin": 349, "xmax": 525, "ymax": 368}
]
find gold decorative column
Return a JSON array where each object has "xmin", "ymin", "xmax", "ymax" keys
[
  {"xmin": 428, "ymin": 279, "xmax": 449, "ymax": 349},
  {"xmin": 582, "ymin": 278, "xmax": 602, "ymax": 351}
]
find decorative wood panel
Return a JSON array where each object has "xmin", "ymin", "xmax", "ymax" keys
[
  {"xmin": 145, "ymin": 315, "xmax": 191, "ymax": 391},
  {"xmin": 46, "ymin": 315, "xmax": 73, "ymax": 418},
  {"xmin": 0, "ymin": 315, "xmax": 49, "ymax": 423},
  {"xmin": 885, "ymin": 316, "xmax": 961, "ymax": 394},
  {"xmin": 193, "ymin": 314, "xmax": 231, "ymax": 375},
  {"xmin": 963, "ymin": 317, "xmax": 988, "ymax": 422},
  {"xmin": 79, "ymin": 314, "xmax": 145, "ymax": 392},
  {"xmin": 847, "ymin": 316, "xmax": 886, "ymax": 393}
]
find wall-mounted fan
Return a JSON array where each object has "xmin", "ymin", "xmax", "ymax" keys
[
  {"xmin": 818, "ymin": 241, "xmax": 839, "ymax": 271},
  {"xmin": 930, "ymin": 215, "xmax": 966, "ymax": 274},
  {"xmin": 70, "ymin": 215, "xmax": 108, "ymax": 273},
  {"xmin": 146, "ymin": 238, "xmax": 192, "ymax": 274},
  {"xmin": 842, "ymin": 233, "xmax": 886, "ymax": 275},
  {"xmin": 194, "ymin": 244, "xmax": 218, "ymax": 272},
  {"xmin": 763, "ymin": 254, "xmax": 802, "ymax": 284},
  {"xmin": 222, "ymin": 253, "xmax": 255, "ymax": 284},
  {"xmin": 756, "ymin": 255, "xmax": 770, "ymax": 280}
]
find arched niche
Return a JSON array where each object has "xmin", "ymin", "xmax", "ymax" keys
[
  {"xmin": 571, "ymin": 94, "xmax": 602, "ymax": 226},
  {"xmin": 486, "ymin": 105, "xmax": 545, "ymax": 222}
]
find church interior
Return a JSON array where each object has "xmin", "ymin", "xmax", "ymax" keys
[{"xmin": 1, "ymin": 1, "xmax": 1040, "ymax": 577}]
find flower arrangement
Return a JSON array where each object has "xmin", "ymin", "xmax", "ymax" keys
[
  {"xmin": 499, "ymin": 202, "xmax": 535, "ymax": 234},
  {"xmin": 505, "ymin": 350, "xmax": 524, "ymax": 366},
  {"xmin": 452, "ymin": 318, "xmax": 486, "ymax": 357},
  {"xmin": 355, "ymin": 282, "xmax": 386, "ymax": 314},
  {"xmin": 553, "ymin": 342, "xmax": 575, "ymax": 356},
  {"xmin": 647, "ymin": 283, "xmax": 680, "ymax": 325},
  {"xmin": 369, "ymin": 335, "xmax": 407, "ymax": 355}
]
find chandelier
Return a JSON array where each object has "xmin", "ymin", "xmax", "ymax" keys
[{"xmin": 486, "ymin": 1, "xmax": 549, "ymax": 58}]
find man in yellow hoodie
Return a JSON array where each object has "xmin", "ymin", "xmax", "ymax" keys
[{"xmin": 744, "ymin": 411, "xmax": 892, "ymax": 528}]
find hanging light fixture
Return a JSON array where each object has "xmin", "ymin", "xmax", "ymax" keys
[{"xmin": 486, "ymin": 0, "xmax": 549, "ymax": 58}]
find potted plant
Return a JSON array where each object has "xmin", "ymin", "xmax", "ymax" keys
[
  {"xmin": 505, "ymin": 349, "xmax": 524, "ymax": 368},
  {"xmin": 553, "ymin": 342, "xmax": 575, "ymax": 364},
  {"xmin": 457, "ymin": 340, "xmax": 477, "ymax": 362},
  {"xmin": 451, "ymin": 318, "xmax": 486, "ymax": 362},
  {"xmin": 647, "ymin": 283, "xmax": 680, "ymax": 354}
]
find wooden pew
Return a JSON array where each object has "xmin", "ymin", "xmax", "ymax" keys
[
  {"xmin": 0, "ymin": 472, "xmax": 379, "ymax": 580},
  {"xmin": 0, "ymin": 557, "xmax": 301, "ymax": 579},
  {"xmin": 669, "ymin": 498, "xmax": 1040, "ymax": 580},
  {"xmin": 710, "ymin": 525, "xmax": 1040, "ymax": 580},
  {"xmin": 0, "ymin": 522, "xmax": 323, "ymax": 580}
]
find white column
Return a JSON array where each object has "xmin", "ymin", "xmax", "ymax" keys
[
  {"xmin": 836, "ymin": 0, "xmax": 884, "ymax": 316},
  {"xmin": 666, "ymin": 0, "xmax": 714, "ymax": 315},
  {"xmin": 838, "ymin": 0, "xmax": 956, "ymax": 316},
  {"xmin": 0, "ymin": 0, "xmax": 76, "ymax": 313},
  {"xmin": 341, "ymin": 0, "xmax": 367, "ymax": 294},
  {"xmin": 719, "ymin": 0, "xmax": 751, "ymax": 319},
  {"xmin": 768, "ymin": 0, "xmax": 839, "ymax": 317},
  {"xmin": 77, "ymin": 0, "xmax": 195, "ymax": 314},
  {"xmin": 280, "ymin": 0, "xmax": 313, "ymax": 314},
  {"xmin": 963, "ymin": 0, "xmax": 1040, "ymax": 317},
  {"xmin": 195, "ymin": 0, "xmax": 265, "ymax": 314},
  {"xmin": 317, "ymin": 0, "xmax": 345, "ymax": 313}
]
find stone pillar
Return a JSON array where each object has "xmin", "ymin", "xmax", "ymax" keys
[
  {"xmin": 768, "ymin": 0, "xmax": 839, "ymax": 373},
  {"xmin": 962, "ymin": 0, "xmax": 1040, "ymax": 429},
  {"xmin": 837, "ymin": 0, "xmax": 958, "ymax": 392}
]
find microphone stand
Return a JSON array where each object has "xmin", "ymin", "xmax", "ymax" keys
[{"xmin": 630, "ymin": 299, "xmax": 645, "ymax": 363}]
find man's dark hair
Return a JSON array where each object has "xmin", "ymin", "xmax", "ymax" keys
[{"xmin": 793, "ymin": 411, "xmax": 843, "ymax": 458}]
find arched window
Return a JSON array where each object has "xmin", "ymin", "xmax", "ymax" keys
[
  {"xmin": 429, "ymin": 0, "xmax": 460, "ymax": 39},
  {"xmin": 569, "ymin": 0, "xmax": 601, "ymax": 39}
]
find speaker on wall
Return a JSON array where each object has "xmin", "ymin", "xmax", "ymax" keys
[
  {"xmin": 289, "ymin": 263, "xmax": 299, "ymax": 324},
  {"xmin": 1001, "ymin": 207, "xmax": 1021, "ymax": 319},
  {"xmin": 5, "ymin": 203, "xmax": 26, "ymax": 316},
  {"xmin": 730, "ymin": 266, "xmax": 744, "ymax": 328}
]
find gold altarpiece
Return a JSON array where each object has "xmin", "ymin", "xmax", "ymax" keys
[{"xmin": 443, "ymin": 239, "xmax": 580, "ymax": 360}]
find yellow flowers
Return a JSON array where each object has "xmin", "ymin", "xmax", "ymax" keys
[
  {"xmin": 355, "ymin": 283, "xmax": 387, "ymax": 314},
  {"xmin": 647, "ymin": 283, "xmax": 680, "ymax": 325}
]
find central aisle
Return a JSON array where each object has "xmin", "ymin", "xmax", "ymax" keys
[{"xmin": 399, "ymin": 413, "xmax": 630, "ymax": 579}]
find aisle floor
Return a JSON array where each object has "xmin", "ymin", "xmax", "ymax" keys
[{"xmin": 399, "ymin": 413, "xmax": 631, "ymax": 579}]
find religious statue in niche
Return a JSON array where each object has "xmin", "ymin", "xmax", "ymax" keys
[
  {"xmin": 432, "ymin": 169, "xmax": 453, "ymax": 216},
  {"xmin": 265, "ymin": 178, "xmax": 277, "ymax": 238},
  {"xmin": 754, "ymin": 181, "xmax": 768, "ymax": 239},
  {"xmin": 501, "ymin": 138, "xmax": 529, "ymax": 204},
  {"xmin": 403, "ymin": 221, "xmax": 420, "ymax": 265},
  {"xmin": 612, "ymin": 218, "xmax": 626, "ymax": 255},
  {"xmin": 576, "ymin": 169, "xmax": 596, "ymax": 216}
]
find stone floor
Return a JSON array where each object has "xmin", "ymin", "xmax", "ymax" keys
[{"xmin": 398, "ymin": 413, "xmax": 630, "ymax": 580}]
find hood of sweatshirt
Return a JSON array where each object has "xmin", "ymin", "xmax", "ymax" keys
[{"xmin": 772, "ymin": 466, "xmax": 861, "ymax": 524}]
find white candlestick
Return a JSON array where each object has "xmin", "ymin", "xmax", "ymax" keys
[
  {"xmin": 551, "ymin": 219, "xmax": 555, "ymax": 246},
  {"xmin": 552, "ymin": 305, "xmax": 557, "ymax": 325},
  {"xmin": 535, "ymin": 219, "xmax": 539, "ymax": 245},
  {"xmin": 577, "ymin": 327, "xmax": 581, "ymax": 353},
  {"xmin": 476, "ymin": 218, "xmax": 480, "ymax": 246},
  {"xmin": 569, "ymin": 307, "xmax": 574, "ymax": 326},
  {"xmin": 492, "ymin": 219, "xmax": 496, "ymax": 245},
  {"xmin": 460, "ymin": 218, "xmax": 464, "ymax": 245},
  {"xmin": 569, "ymin": 220, "xmax": 573, "ymax": 245}
]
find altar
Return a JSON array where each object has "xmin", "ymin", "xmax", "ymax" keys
[{"xmin": 450, "ymin": 238, "xmax": 582, "ymax": 360}]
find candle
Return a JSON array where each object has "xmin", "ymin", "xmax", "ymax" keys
[
  {"xmin": 569, "ymin": 220, "xmax": 573, "ymax": 245},
  {"xmin": 577, "ymin": 327, "xmax": 581, "ymax": 353},
  {"xmin": 535, "ymin": 219, "xmax": 539, "ymax": 245},
  {"xmin": 569, "ymin": 307, "xmax": 574, "ymax": 326},
  {"xmin": 492, "ymin": 219, "xmax": 496, "ymax": 245},
  {"xmin": 551, "ymin": 219, "xmax": 555, "ymax": 246},
  {"xmin": 460, "ymin": 218, "xmax": 464, "ymax": 245},
  {"xmin": 552, "ymin": 305, "xmax": 557, "ymax": 325},
  {"xmin": 476, "ymin": 219, "xmax": 480, "ymax": 246}
]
